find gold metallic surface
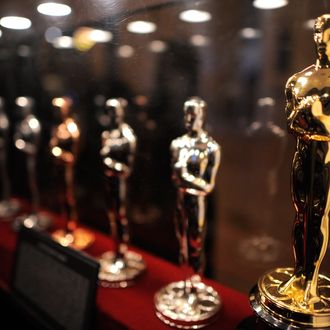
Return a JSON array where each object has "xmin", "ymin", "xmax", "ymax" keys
[
  {"xmin": 155, "ymin": 97, "xmax": 221, "ymax": 328},
  {"xmin": 251, "ymin": 268, "xmax": 330, "ymax": 329},
  {"xmin": 52, "ymin": 228, "xmax": 95, "ymax": 250},
  {"xmin": 98, "ymin": 98, "xmax": 145, "ymax": 287},
  {"xmin": 50, "ymin": 97, "xmax": 94, "ymax": 249},
  {"xmin": 250, "ymin": 14, "xmax": 330, "ymax": 328}
]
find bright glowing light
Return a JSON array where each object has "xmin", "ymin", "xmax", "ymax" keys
[
  {"xmin": 15, "ymin": 139, "xmax": 26, "ymax": 150},
  {"xmin": 253, "ymin": 0, "xmax": 288, "ymax": 10},
  {"xmin": 16, "ymin": 97, "xmax": 30, "ymax": 107},
  {"xmin": 106, "ymin": 99, "xmax": 119, "ymax": 107},
  {"xmin": 53, "ymin": 36, "xmax": 73, "ymax": 49},
  {"xmin": 28, "ymin": 118, "xmax": 39, "ymax": 129},
  {"xmin": 67, "ymin": 121, "xmax": 77, "ymax": 133},
  {"xmin": 127, "ymin": 20, "xmax": 156, "ymax": 34},
  {"xmin": 149, "ymin": 40, "xmax": 167, "ymax": 53},
  {"xmin": 52, "ymin": 146, "xmax": 62, "ymax": 157},
  {"xmin": 89, "ymin": 29, "xmax": 112, "ymax": 42},
  {"xmin": 179, "ymin": 10, "xmax": 211, "ymax": 23},
  {"xmin": 257, "ymin": 97, "xmax": 275, "ymax": 107},
  {"xmin": 240, "ymin": 27, "xmax": 262, "ymax": 39},
  {"xmin": 117, "ymin": 45, "xmax": 134, "ymax": 58},
  {"xmin": 37, "ymin": 3, "xmax": 71, "ymax": 16},
  {"xmin": 45, "ymin": 26, "xmax": 62, "ymax": 43},
  {"xmin": 52, "ymin": 97, "xmax": 65, "ymax": 107},
  {"xmin": 0, "ymin": 16, "xmax": 31, "ymax": 30},
  {"xmin": 190, "ymin": 34, "xmax": 210, "ymax": 47}
]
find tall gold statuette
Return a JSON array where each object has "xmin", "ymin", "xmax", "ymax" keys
[
  {"xmin": 154, "ymin": 97, "xmax": 221, "ymax": 329},
  {"xmin": 250, "ymin": 14, "xmax": 330, "ymax": 329},
  {"xmin": 50, "ymin": 97, "xmax": 94, "ymax": 250}
]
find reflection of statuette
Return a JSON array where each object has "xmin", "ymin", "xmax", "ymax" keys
[
  {"xmin": 250, "ymin": 15, "xmax": 330, "ymax": 329},
  {"xmin": 98, "ymin": 98, "xmax": 146, "ymax": 288},
  {"xmin": 13, "ymin": 97, "xmax": 51, "ymax": 231},
  {"xmin": 154, "ymin": 97, "xmax": 221, "ymax": 329},
  {"xmin": 50, "ymin": 97, "xmax": 94, "ymax": 250},
  {"xmin": 0, "ymin": 97, "xmax": 20, "ymax": 219}
]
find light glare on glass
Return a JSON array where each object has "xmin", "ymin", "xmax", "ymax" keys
[
  {"xmin": 149, "ymin": 40, "xmax": 167, "ymax": 53},
  {"xmin": 240, "ymin": 27, "xmax": 262, "ymax": 39},
  {"xmin": 127, "ymin": 21, "xmax": 156, "ymax": 34},
  {"xmin": 16, "ymin": 97, "xmax": 30, "ymax": 107},
  {"xmin": 190, "ymin": 34, "xmax": 210, "ymax": 47},
  {"xmin": 179, "ymin": 10, "xmax": 212, "ymax": 23},
  {"xmin": 89, "ymin": 29, "xmax": 112, "ymax": 43},
  {"xmin": 53, "ymin": 36, "xmax": 74, "ymax": 49},
  {"xmin": 253, "ymin": 0, "xmax": 288, "ymax": 9},
  {"xmin": 0, "ymin": 16, "xmax": 31, "ymax": 30},
  {"xmin": 45, "ymin": 26, "xmax": 62, "ymax": 43},
  {"xmin": 304, "ymin": 19, "xmax": 315, "ymax": 30},
  {"xmin": 37, "ymin": 2, "xmax": 71, "ymax": 16},
  {"xmin": 117, "ymin": 45, "xmax": 134, "ymax": 58}
]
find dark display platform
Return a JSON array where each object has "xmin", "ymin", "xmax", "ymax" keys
[{"xmin": 0, "ymin": 207, "xmax": 253, "ymax": 330}]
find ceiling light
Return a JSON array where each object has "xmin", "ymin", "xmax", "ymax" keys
[
  {"xmin": 240, "ymin": 27, "xmax": 262, "ymax": 39},
  {"xmin": 127, "ymin": 21, "xmax": 156, "ymax": 34},
  {"xmin": 0, "ymin": 16, "xmax": 31, "ymax": 30},
  {"xmin": 149, "ymin": 40, "xmax": 167, "ymax": 53},
  {"xmin": 37, "ymin": 2, "xmax": 71, "ymax": 16},
  {"xmin": 89, "ymin": 29, "xmax": 112, "ymax": 43},
  {"xmin": 44, "ymin": 26, "xmax": 62, "ymax": 43},
  {"xmin": 253, "ymin": 0, "xmax": 288, "ymax": 9},
  {"xmin": 179, "ymin": 10, "xmax": 212, "ymax": 23},
  {"xmin": 53, "ymin": 36, "xmax": 74, "ymax": 49},
  {"xmin": 117, "ymin": 45, "xmax": 134, "ymax": 58},
  {"xmin": 190, "ymin": 34, "xmax": 210, "ymax": 47}
]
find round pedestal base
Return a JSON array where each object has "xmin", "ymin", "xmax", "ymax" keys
[
  {"xmin": 98, "ymin": 250, "xmax": 146, "ymax": 288},
  {"xmin": 0, "ymin": 199, "xmax": 20, "ymax": 219},
  {"xmin": 250, "ymin": 268, "xmax": 330, "ymax": 329},
  {"xmin": 154, "ymin": 280, "xmax": 221, "ymax": 329},
  {"xmin": 13, "ymin": 213, "xmax": 52, "ymax": 231},
  {"xmin": 52, "ymin": 228, "xmax": 95, "ymax": 250}
]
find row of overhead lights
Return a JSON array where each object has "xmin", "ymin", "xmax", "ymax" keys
[
  {"xmin": 0, "ymin": 2, "xmax": 71, "ymax": 30},
  {"xmin": 0, "ymin": 0, "xmax": 289, "ymax": 32}
]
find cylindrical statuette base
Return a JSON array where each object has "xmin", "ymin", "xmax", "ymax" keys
[{"xmin": 250, "ymin": 268, "xmax": 330, "ymax": 329}]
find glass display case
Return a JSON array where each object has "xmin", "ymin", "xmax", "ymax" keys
[{"xmin": 0, "ymin": 0, "xmax": 330, "ymax": 318}]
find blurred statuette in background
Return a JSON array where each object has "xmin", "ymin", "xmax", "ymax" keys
[
  {"xmin": 154, "ymin": 97, "xmax": 221, "ymax": 328},
  {"xmin": 0, "ymin": 97, "xmax": 20, "ymax": 219},
  {"xmin": 98, "ymin": 98, "xmax": 146, "ymax": 288},
  {"xmin": 50, "ymin": 97, "xmax": 94, "ymax": 250},
  {"xmin": 13, "ymin": 97, "xmax": 51, "ymax": 230},
  {"xmin": 250, "ymin": 14, "xmax": 330, "ymax": 329}
]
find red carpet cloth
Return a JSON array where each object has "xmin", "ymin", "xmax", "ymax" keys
[{"xmin": 0, "ymin": 216, "xmax": 253, "ymax": 330}]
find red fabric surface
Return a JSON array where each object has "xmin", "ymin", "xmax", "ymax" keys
[{"xmin": 0, "ymin": 212, "xmax": 253, "ymax": 330}]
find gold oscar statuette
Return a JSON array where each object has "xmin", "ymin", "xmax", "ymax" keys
[
  {"xmin": 50, "ymin": 97, "xmax": 94, "ymax": 250},
  {"xmin": 154, "ymin": 97, "xmax": 221, "ymax": 329},
  {"xmin": 250, "ymin": 14, "xmax": 330, "ymax": 329}
]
